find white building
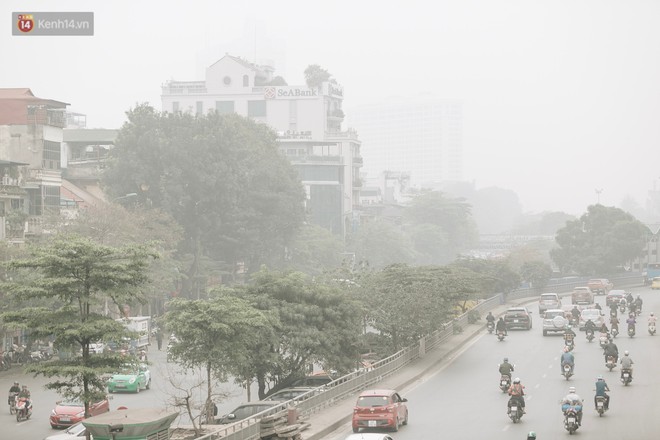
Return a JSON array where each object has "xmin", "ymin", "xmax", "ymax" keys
[
  {"xmin": 161, "ymin": 54, "xmax": 362, "ymax": 236},
  {"xmin": 347, "ymin": 98, "xmax": 463, "ymax": 187}
]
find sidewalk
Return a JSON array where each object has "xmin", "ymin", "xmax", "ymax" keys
[{"xmin": 303, "ymin": 301, "xmax": 525, "ymax": 440}]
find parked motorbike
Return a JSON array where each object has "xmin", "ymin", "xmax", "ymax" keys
[
  {"xmin": 499, "ymin": 374, "xmax": 511, "ymax": 393},
  {"xmin": 628, "ymin": 325, "xmax": 635, "ymax": 338},
  {"xmin": 507, "ymin": 397, "xmax": 523, "ymax": 423},
  {"xmin": 497, "ymin": 330, "xmax": 506, "ymax": 342},
  {"xmin": 487, "ymin": 321, "xmax": 495, "ymax": 334},
  {"xmin": 586, "ymin": 329, "xmax": 594, "ymax": 342},
  {"xmin": 649, "ymin": 322, "xmax": 656, "ymax": 336},
  {"xmin": 606, "ymin": 355, "xmax": 617, "ymax": 371},
  {"xmin": 621, "ymin": 368, "xmax": 633, "ymax": 386},
  {"xmin": 15, "ymin": 397, "xmax": 31, "ymax": 422},
  {"xmin": 8, "ymin": 392, "xmax": 18, "ymax": 415},
  {"xmin": 562, "ymin": 363, "xmax": 573, "ymax": 380},
  {"xmin": 595, "ymin": 395, "xmax": 608, "ymax": 417},
  {"xmin": 564, "ymin": 407, "xmax": 581, "ymax": 434}
]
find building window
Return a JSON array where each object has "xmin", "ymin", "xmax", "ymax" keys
[
  {"xmin": 215, "ymin": 101, "xmax": 235, "ymax": 114},
  {"xmin": 243, "ymin": 75, "xmax": 249, "ymax": 87},
  {"xmin": 172, "ymin": 101, "xmax": 179, "ymax": 112},
  {"xmin": 289, "ymin": 100, "xmax": 297, "ymax": 120},
  {"xmin": 247, "ymin": 100, "xmax": 267, "ymax": 117},
  {"xmin": 43, "ymin": 140, "xmax": 61, "ymax": 170},
  {"xmin": 196, "ymin": 101, "xmax": 203, "ymax": 115}
]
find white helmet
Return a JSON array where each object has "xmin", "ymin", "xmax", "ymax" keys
[
  {"xmin": 568, "ymin": 386, "xmax": 576, "ymax": 393},
  {"xmin": 624, "ymin": 351, "xmax": 629, "ymax": 356},
  {"xmin": 513, "ymin": 377, "xmax": 521, "ymax": 384}
]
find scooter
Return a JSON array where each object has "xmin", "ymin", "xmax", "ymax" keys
[
  {"xmin": 499, "ymin": 374, "xmax": 511, "ymax": 393},
  {"xmin": 619, "ymin": 303, "xmax": 626, "ymax": 314},
  {"xmin": 611, "ymin": 327, "xmax": 619, "ymax": 338},
  {"xmin": 599, "ymin": 334, "xmax": 609, "ymax": 348},
  {"xmin": 497, "ymin": 330, "xmax": 506, "ymax": 342},
  {"xmin": 564, "ymin": 335, "xmax": 575, "ymax": 351},
  {"xmin": 595, "ymin": 395, "xmax": 608, "ymax": 417},
  {"xmin": 8, "ymin": 392, "xmax": 18, "ymax": 415},
  {"xmin": 605, "ymin": 355, "xmax": 617, "ymax": 371},
  {"xmin": 649, "ymin": 322, "xmax": 656, "ymax": 336},
  {"xmin": 15, "ymin": 397, "xmax": 31, "ymax": 422},
  {"xmin": 562, "ymin": 363, "xmax": 573, "ymax": 380},
  {"xmin": 621, "ymin": 368, "xmax": 632, "ymax": 386},
  {"xmin": 586, "ymin": 329, "xmax": 594, "ymax": 342},
  {"xmin": 628, "ymin": 325, "xmax": 635, "ymax": 338},
  {"xmin": 487, "ymin": 321, "xmax": 495, "ymax": 334},
  {"xmin": 507, "ymin": 397, "xmax": 523, "ymax": 423},
  {"xmin": 564, "ymin": 406, "xmax": 581, "ymax": 434}
]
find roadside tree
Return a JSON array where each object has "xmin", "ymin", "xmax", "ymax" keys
[{"xmin": 0, "ymin": 235, "xmax": 156, "ymax": 420}]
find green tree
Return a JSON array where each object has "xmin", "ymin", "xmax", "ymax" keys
[
  {"xmin": 453, "ymin": 257, "xmax": 521, "ymax": 295},
  {"xmin": 304, "ymin": 64, "xmax": 332, "ymax": 88},
  {"xmin": 0, "ymin": 235, "xmax": 156, "ymax": 420},
  {"xmin": 347, "ymin": 219, "xmax": 416, "ymax": 268},
  {"xmin": 519, "ymin": 260, "xmax": 553, "ymax": 291},
  {"xmin": 103, "ymin": 105, "xmax": 306, "ymax": 296},
  {"xmin": 404, "ymin": 191, "xmax": 478, "ymax": 263},
  {"xmin": 360, "ymin": 264, "xmax": 480, "ymax": 351},
  {"xmin": 164, "ymin": 293, "xmax": 272, "ymax": 430},
  {"xmin": 237, "ymin": 268, "xmax": 362, "ymax": 398},
  {"xmin": 551, "ymin": 204, "xmax": 648, "ymax": 275},
  {"xmin": 284, "ymin": 223, "xmax": 346, "ymax": 275}
]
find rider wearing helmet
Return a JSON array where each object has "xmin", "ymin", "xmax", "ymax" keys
[
  {"xmin": 634, "ymin": 295, "xmax": 643, "ymax": 313},
  {"xmin": 561, "ymin": 386, "xmax": 583, "ymax": 425},
  {"xmin": 499, "ymin": 357, "xmax": 514, "ymax": 376},
  {"xmin": 527, "ymin": 432, "xmax": 537, "ymax": 439},
  {"xmin": 603, "ymin": 338, "xmax": 619, "ymax": 363},
  {"xmin": 620, "ymin": 350, "xmax": 634, "ymax": 379},
  {"xmin": 508, "ymin": 377, "xmax": 526, "ymax": 413},
  {"xmin": 17, "ymin": 384, "xmax": 31, "ymax": 411},
  {"xmin": 8, "ymin": 381, "xmax": 20, "ymax": 406},
  {"xmin": 496, "ymin": 317, "xmax": 508, "ymax": 335},
  {"xmin": 560, "ymin": 345, "xmax": 575, "ymax": 374},
  {"xmin": 648, "ymin": 312, "xmax": 657, "ymax": 325},
  {"xmin": 594, "ymin": 375, "xmax": 610, "ymax": 410}
]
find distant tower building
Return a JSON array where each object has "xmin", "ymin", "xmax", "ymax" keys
[{"xmin": 347, "ymin": 97, "xmax": 462, "ymax": 186}]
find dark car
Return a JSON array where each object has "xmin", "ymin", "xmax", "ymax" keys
[
  {"xmin": 215, "ymin": 401, "xmax": 280, "ymax": 424},
  {"xmin": 263, "ymin": 387, "xmax": 318, "ymax": 401},
  {"xmin": 504, "ymin": 307, "xmax": 532, "ymax": 330}
]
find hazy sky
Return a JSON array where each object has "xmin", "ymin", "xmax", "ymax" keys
[{"xmin": 2, "ymin": 1, "xmax": 660, "ymax": 216}]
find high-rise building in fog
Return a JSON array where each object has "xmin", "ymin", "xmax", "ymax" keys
[{"xmin": 347, "ymin": 98, "xmax": 462, "ymax": 186}]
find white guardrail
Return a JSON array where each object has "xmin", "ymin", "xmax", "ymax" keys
[{"xmin": 194, "ymin": 273, "xmax": 643, "ymax": 440}]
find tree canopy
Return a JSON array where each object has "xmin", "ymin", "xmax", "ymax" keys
[
  {"xmin": 0, "ymin": 235, "xmax": 156, "ymax": 418},
  {"xmin": 102, "ymin": 105, "xmax": 306, "ymax": 296},
  {"xmin": 551, "ymin": 204, "xmax": 648, "ymax": 275},
  {"xmin": 304, "ymin": 65, "xmax": 332, "ymax": 88}
]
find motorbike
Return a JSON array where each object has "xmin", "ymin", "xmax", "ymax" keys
[
  {"xmin": 595, "ymin": 395, "xmax": 608, "ymax": 417},
  {"xmin": 564, "ymin": 406, "xmax": 581, "ymax": 434},
  {"xmin": 497, "ymin": 329, "xmax": 506, "ymax": 341},
  {"xmin": 606, "ymin": 355, "xmax": 617, "ymax": 371},
  {"xmin": 15, "ymin": 397, "xmax": 31, "ymax": 422},
  {"xmin": 564, "ymin": 335, "xmax": 575, "ymax": 351},
  {"xmin": 628, "ymin": 325, "xmax": 635, "ymax": 338},
  {"xmin": 611, "ymin": 327, "xmax": 619, "ymax": 338},
  {"xmin": 507, "ymin": 397, "xmax": 523, "ymax": 423},
  {"xmin": 621, "ymin": 368, "xmax": 632, "ymax": 386},
  {"xmin": 599, "ymin": 334, "xmax": 609, "ymax": 349},
  {"xmin": 487, "ymin": 321, "xmax": 495, "ymax": 334},
  {"xmin": 649, "ymin": 322, "xmax": 656, "ymax": 336},
  {"xmin": 619, "ymin": 303, "xmax": 626, "ymax": 314},
  {"xmin": 586, "ymin": 329, "xmax": 594, "ymax": 342},
  {"xmin": 562, "ymin": 363, "xmax": 573, "ymax": 380},
  {"xmin": 499, "ymin": 374, "xmax": 511, "ymax": 393},
  {"xmin": 8, "ymin": 392, "xmax": 18, "ymax": 415}
]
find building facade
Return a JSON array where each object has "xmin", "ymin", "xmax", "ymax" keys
[
  {"xmin": 347, "ymin": 98, "xmax": 463, "ymax": 188},
  {"xmin": 161, "ymin": 54, "xmax": 362, "ymax": 236},
  {"xmin": 0, "ymin": 88, "xmax": 68, "ymax": 242}
]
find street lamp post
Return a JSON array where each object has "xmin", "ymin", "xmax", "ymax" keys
[{"xmin": 595, "ymin": 188, "xmax": 603, "ymax": 204}]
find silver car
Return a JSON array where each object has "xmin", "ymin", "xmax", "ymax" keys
[{"xmin": 542, "ymin": 309, "xmax": 568, "ymax": 336}]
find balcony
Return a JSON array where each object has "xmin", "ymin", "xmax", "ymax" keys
[
  {"xmin": 352, "ymin": 156, "xmax": 363, "ymax": 165},
  {"xmin": 327, "ymin": 109, "xmax": 345, "ymax": 120}
]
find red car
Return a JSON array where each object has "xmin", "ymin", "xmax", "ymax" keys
[
  {"xmin": 352, "ymin": 389, "xmax": 408, "ymax": 433},
  {"xmin": 49, "ymin": 398, "xmax": 110, "ymax": 429}
]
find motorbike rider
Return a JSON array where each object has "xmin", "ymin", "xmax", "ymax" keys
[
  {"xmin": 625, "ymin": 292, "xmax": 634, "ymax": 305},
  {"xmin": 648, "ymin": 312, "xmax": 657, "ymax": 327},
  {"xmin": 594, "ymin": 375, "xmax": 610, "ymax": 410},
  {"xmin": 527, "ymin": 432, "xmax": 536, "ymax": 440},
  {"xmin": 496, "ymin": 317, "xmax": 508, "ymax": 336},
  {"xmin": 570, "ymin": 306, "xmax": 581, "ymax": 325},
  {"xmin": 603, "ymin": 338, "xmax": 619, "ymax": 363},
  {"xmin": 620, "ymin": 350, "xmax": 634, "ymax": 379},
  {"xmin": 561, "ymin": 386, "xmax": 583, "ymax": 426},
  {"xmin": 564, "ymin": 325, "xmax": 576, "ymax": 345},
  {"xmin": 609, "ymin": 301, "xmax": 618, "ymax": 316},
  {"xmin": 584, "ymin": 318, "xmax": 596, "ymax": 335},
  {"xmin": 486, "ymin": 311, "xmax": 495, "ymax": 325},
  {"xmin": 634, "ymin": 295, "xmax": 643, "ymax": 313},
  {"xmin": 594, "ymin": 302, "xmax": 602, "ymax": 311},
  {"xmin": 610, "ymin": 315, "xmax": 620, "ymax": 333},
  {"xmin": 560, "ymin": 346, "xmax": 575, "ymax": 374},
  {"xmin": 8, "ymin": 381, "xmax": 20, "ymax": 405},
  {"xmin": 626, "ymin": 313, "xmax": 637, "ymax": 333},
  {"xmin": 508, "ymin": 377, "xmax": 526, "ymax": 413},
  {"xmin": 17, "ymin": 385, "xmax": 31, "ymax": 411},
  {"xmin": 499, "ymin": 357, "xmax": 514, "ymax": 376}
]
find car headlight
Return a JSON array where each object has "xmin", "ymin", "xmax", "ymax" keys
[{"xmin": 129, "ymin": 377, "xmax": 136, "ymax": 384}]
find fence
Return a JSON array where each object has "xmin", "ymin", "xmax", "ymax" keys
[{"xmin": 194, "ymin": 273, "xmax": 643, "ymax": 440}]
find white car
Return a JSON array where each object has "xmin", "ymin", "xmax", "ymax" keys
[
  {"xmin": 44, "ymin": 422, "xmax": 90, "ymax": 440},
  {"xmin": 579, "ymin": 308, "xmax": 605, "ymax": 330}
]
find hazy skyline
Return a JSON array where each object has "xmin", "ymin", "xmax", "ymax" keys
[{"xmin": 3, "ymin": 0, "xmax": 659, "ymax": 216}]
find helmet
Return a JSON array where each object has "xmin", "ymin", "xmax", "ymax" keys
[
  {"xmin": 624, "ymin": 350, "xmax": 629, "ymax": 356},
  {"xmin": 503, "ymin": 357, "xmax": 508, "ymax": 362},
  {"xmin": 13, "ymin": 382, "xmax": 18, "ymax": 385},
  {"xmin": 527, "ymin": 432, "xmax": 537, "ymax": 439},
  {"xmin": 597, "ymin": 375, "xmax": 603, "ymax": 380},
  {"xmin": 569, "ymin": 386, "xmax": 576, "ymax": 393},
  {"xmin": 651, "ymin": 312, "xmax": 655, "ymax": 316},
  {"xmin": 21, "ymin": 385, "xmax": 27, "ymax": 389},
  {"xmin": 514, "ymin": 377, "xmax": 521, "ymax": 384}
]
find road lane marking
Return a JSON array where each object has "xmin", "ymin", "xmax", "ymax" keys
[{"xmin": 502, "ymin": 424, "xmax": 510, "ymax": 431}]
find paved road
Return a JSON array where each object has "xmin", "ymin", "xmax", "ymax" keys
[
  {"xmin": 0, "ymin": 344, "xmax": 256, "ymax": 439},
  {"xmin": 324, "ymin": 286, "xmax": 658, "ymax": 439}
]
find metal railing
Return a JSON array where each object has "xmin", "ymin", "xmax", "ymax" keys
[{"xmin": 194, "ymin": 273, "xmax": 643, "ymax": 440}]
